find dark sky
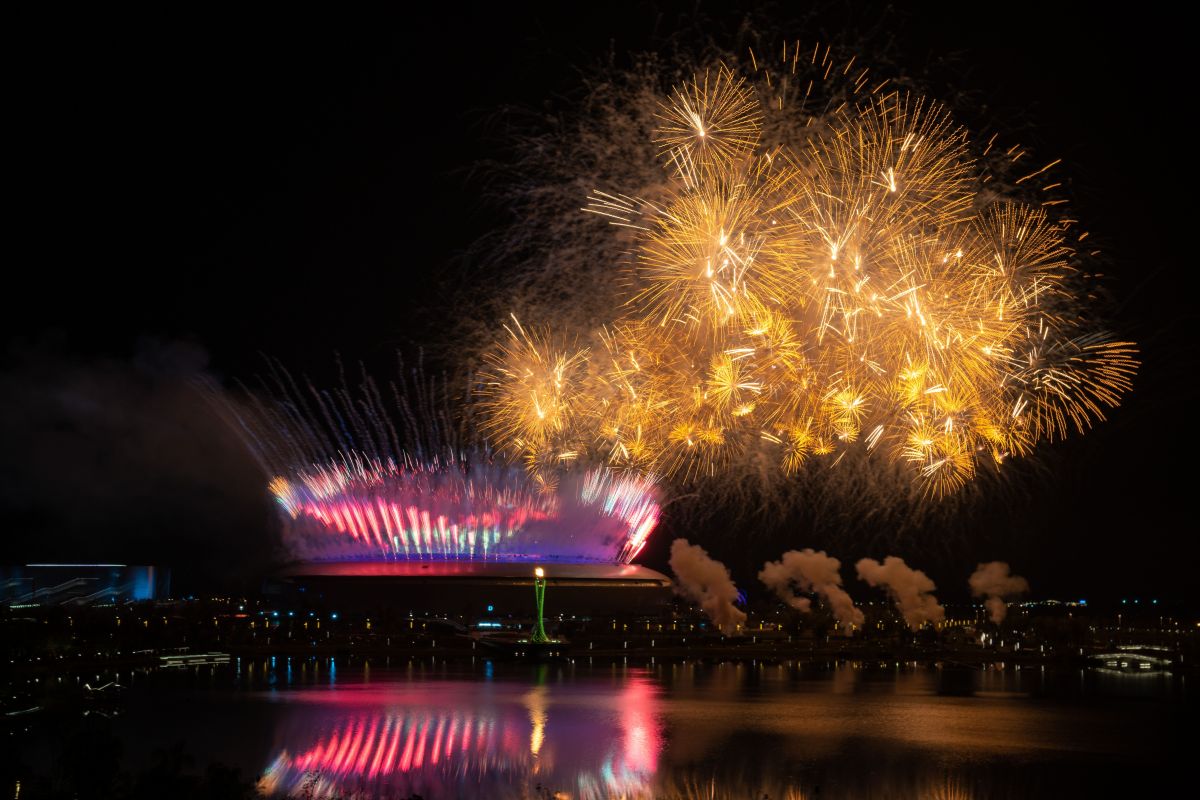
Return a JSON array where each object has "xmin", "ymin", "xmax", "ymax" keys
[{"xmin": 4, "ymin": 3, "xmax": 1195, "ymax": 602}]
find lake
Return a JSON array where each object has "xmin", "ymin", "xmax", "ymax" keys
[{"xmin": 20, "ymin": 657, "xmax": 1193, "ymax": 798}]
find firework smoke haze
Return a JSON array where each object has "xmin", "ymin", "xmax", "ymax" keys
[
  {"xmin": 855, "ymin": 556, "xmax": 945, "ymax": 630},
  {"xmin": 669, "ymin": 538, "xmax": 746, "ymax": 635},
  {"xmin": 968, "ymin": 561, "xmax": 1030, "ymax": 623},
  {"xmin": 478, "ymin": 44, "xmax": 1138, "ymax": 505},
  {"xmin": 758, "ymin": 548, "xmax": 864, "ymax": 627}
]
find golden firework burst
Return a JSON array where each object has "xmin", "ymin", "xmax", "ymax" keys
[{"xmin": 482, "ymin": 57, "xmax": 1138, "ymax": 496}]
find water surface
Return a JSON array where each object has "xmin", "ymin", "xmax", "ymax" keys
[{"xmin": 86, "ymin": 658, "xmax": 1196, "ymax": 797}]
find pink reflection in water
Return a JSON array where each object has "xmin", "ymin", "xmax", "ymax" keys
[
  {"xmin": 621, "ymin": 675, "xmax": 658, "ymax": 775},
  {"xmin": 258, "ymin": 675, "xmax": 662, "ymax": 799}
]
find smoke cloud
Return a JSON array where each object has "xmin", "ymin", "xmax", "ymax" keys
[
  {"xmin": 758, "ymin": 549, "xmax": 864, "ymax": 629},
  {"xmin": 855, "ymin": 556, "xmax": 945, "ymax": 630},
  {"xmin": 0, "ymin": 339, "xmax": 273, "ymax": 588},
  {"xmin": 668, "ymin": 538, "xmax": 746, "ymax": 636},
  {"xmin": 968, "ymin": 561, "xmax": 1030, "ymax": 623}
]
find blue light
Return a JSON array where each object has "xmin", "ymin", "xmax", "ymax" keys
[
  {"xmin": 331, "ymin": 613, "xmax": 339, "ymax": 620},
  {"xmin": 1080, "ymin": 599, "xmax": 1087, "ymax": 606},
  {"xmin": 287, "ymin": 611, "xmax": 294, "ymax": 617},
  {"xmin": 272, "ymin": 611, "xmax": 279, "ymax": 618},
  {"xmin": 1153, "ymin": 599, "xmax": 1158, "ymax": 605},
  {"xmin": 1122, "ymin": 599, "xmax": 1127, "ymax": 605},
  {"xmin": 486, "ymin": 604, "xmax": 494, "ymax": 612}
]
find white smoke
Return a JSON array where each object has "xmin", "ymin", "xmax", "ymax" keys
[
  {"xmin": 669, "ymin": 538, "xmax": 746, "ymax": 636},
  {"xmin": 855, "ymin": 556, "xmax": 945, "ymax": 631},
  {"xmin": 758, "ymin": 549, "xmax": 864, "ymax": 629},
  {"xmin": 968, "ymin": 561, "xmax": 1029, "ymax": 623}
]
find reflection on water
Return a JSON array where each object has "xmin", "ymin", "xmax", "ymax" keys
[
  {"xmin": 111, "ymin": 659, "xmax": 1188, "ymax": 798},
  {"xmin": 256, "ymin": 668, "xmax": 660, "ymax": 799}
]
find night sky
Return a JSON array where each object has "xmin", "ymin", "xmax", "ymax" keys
[{"xmin": 4, "ymin": 3, "xmax": 1195, "ymax": 603}]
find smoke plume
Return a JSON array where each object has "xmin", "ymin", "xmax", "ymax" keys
[
  {"xmin": 669, "ymin": 538, "xmax": 746, "ymax": 636},
  {"xmin": 855, "ymin": 556, "xmax": 945, "ymax": 630},
  {"xmin": 968, "ymin": 561, "xmax": 1030, "ymax": 623},
  {"xmin": 0, "ymin": 339, "xmax": 273, "ymax": 587},
  {"xmin": 758, "ymin": 549, "xmax": 864, "ymax": 628}
]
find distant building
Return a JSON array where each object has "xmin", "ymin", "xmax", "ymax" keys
[{"xmin": 2, "ymin": 564, "xmax": 169, "ymax": 606}]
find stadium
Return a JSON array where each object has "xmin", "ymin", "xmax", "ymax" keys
[
  {"xmin": 213, "ymin": 368, "xmax": 674, "ymax": 616},
  {"xmin": 265, "ymin": 461, "xmax": 672, "ymax": 615},
  {"xmin": 277, "ymin": 560, "xmax": 672, "ymax": 616}
]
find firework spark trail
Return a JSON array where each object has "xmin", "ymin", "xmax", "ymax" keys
[
  {"xmin": 272, "ymin": 459, "xmax": 659, "ymax": 564},
  {"xmin": 479, "ymin": 49, "xmax": 1137, "ymax": 497},
  {"xmin": 208, "ymin": 362, "xmax": 660, "ymax": 565}
]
